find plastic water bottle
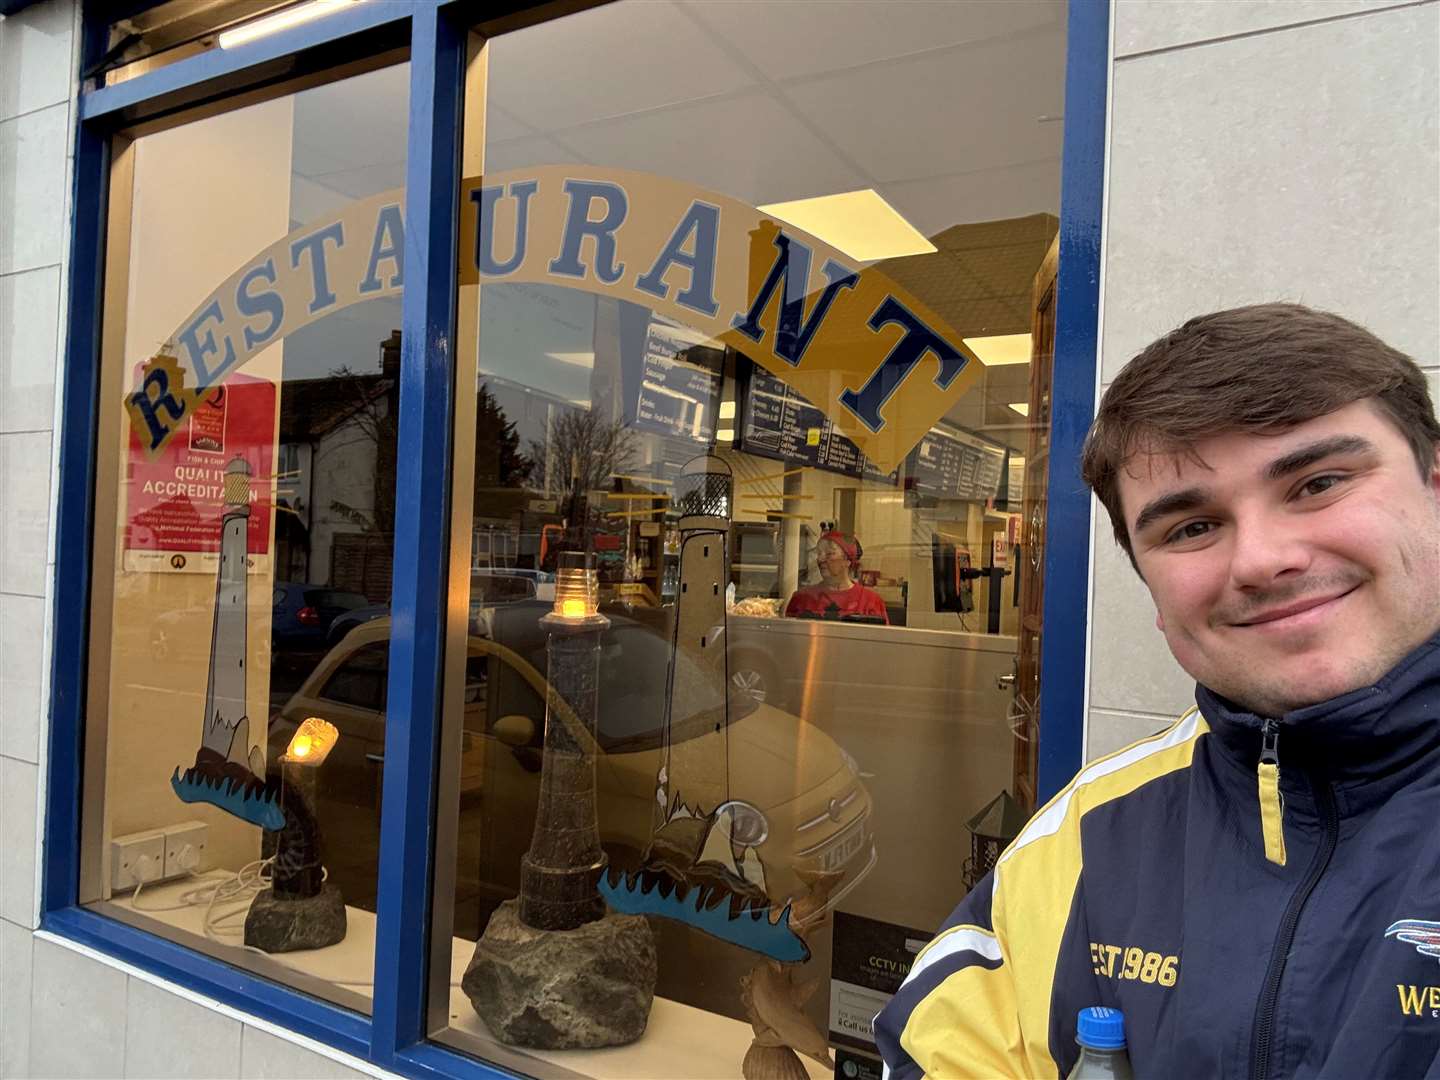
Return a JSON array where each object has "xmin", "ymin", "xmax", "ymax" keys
[{"xmin": 1066, "ymin": 1007, "xmax": 1135, "ymax": 1079}]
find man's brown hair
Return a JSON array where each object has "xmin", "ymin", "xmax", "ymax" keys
[{"xmin": 1081, "ymin": 302, "xmax": 1440, "ymax": 565}]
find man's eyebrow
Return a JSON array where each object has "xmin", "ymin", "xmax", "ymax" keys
[
  {"xmin": 1132, "ymin": 486, "xmax": 1212, "ymax": 537},
  {"xmin": 1264, "ymin": 435, "xmax": 1378, "ymax": 480}
]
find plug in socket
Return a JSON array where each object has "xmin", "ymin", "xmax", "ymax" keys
[
  {"xmin": 111, "ymin": 830, "xmax": 165, "ymax": 892},
  {"xmin": 164, "ymin": 820, "xmax": 208, "ymax": 878}
]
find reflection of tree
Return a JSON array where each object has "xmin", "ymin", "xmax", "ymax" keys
[
  {"xmin": 527, "ymin": 408, "xmax": 638, "ymax": 496},
  {"xmin": 476, "ymin": 381, "xmax": 530, "ymax": 492},
  {"xmin": 325, "ymin": 334, "xmax": 398, "ymax": 538}
]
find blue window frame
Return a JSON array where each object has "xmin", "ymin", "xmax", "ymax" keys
[{"xmin": 41, "ymin": 2, "xmax": 1110, "ymax": 1075}]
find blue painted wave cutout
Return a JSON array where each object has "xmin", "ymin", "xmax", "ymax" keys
[
  {"xmin": 170, "ymin": 767, "xmax": 286, "ymax": 831},
  {"xmin": 600, "ymin": 869, "xmax": 809, "ymax": 963}
]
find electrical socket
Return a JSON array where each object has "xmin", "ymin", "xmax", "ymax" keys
[
  {"xmin": 111, "ymin": 830, "xmax": 165, "ymax": 892},
  {"xmin": 163, "ymin": 820, "xmax": 208, "ymax": 878}
]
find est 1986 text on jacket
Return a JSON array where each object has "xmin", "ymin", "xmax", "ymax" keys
[{"xmin": 876, "ymin": 633, "xmax": 1440, "ymax": 1079}]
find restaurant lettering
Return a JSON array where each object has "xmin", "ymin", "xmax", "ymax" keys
[{"xmin": 129, "ymin": 167, "xmax": 982, "ymax": 471}]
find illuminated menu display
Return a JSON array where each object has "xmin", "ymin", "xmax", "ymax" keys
[
  {"xmin": 907, "ymin": 425, "xmax": 1007, "ymax": 502},
  {"xmin": 632, "ymin": 316, "xmax": 723, "ymax": 443},
  {"xmin": 737, "ymin": 365, "xmax": 897, "ymax": 484}
]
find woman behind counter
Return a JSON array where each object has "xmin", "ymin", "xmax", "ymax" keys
[{"xmin": 783, "ymin": 531, "xmax": 889, "ymax": 624}]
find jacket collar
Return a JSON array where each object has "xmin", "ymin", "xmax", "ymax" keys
[{"xmin": 1196, "ymin": 632, "xmax": 1440, "ymax": 791}]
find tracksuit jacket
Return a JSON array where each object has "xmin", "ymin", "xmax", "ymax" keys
[{"xmin": 875, "ymin": 633, "xmax": 1440, "ymax": 1079}]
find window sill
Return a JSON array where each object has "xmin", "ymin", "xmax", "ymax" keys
[{"xmin": 105, "ymin": 874, "xmax": 828, "ymax": 1079}]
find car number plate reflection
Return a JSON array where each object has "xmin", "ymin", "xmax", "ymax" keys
[{"xmin": 820, "ymin": 819, "xmax": 866, "ymax": 871}]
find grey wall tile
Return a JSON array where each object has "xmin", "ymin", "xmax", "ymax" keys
[
  {"xmin": 0, "ymin": 430, "xmax": 54, "ymax": 597},
  {"xmin": 124, "ymin": 978, "xmax": 242, "ymax": 1079},
  {"xmin": 0, "ymin": 756, "xmax": 38, "ymax": 927},
  {"xmin": 1087, "ymin": 512, "xmax": 1196, "ymax": 718},
  {"xmin": 1103, "ymin": 5, "xmax": 1440, "ymax": 382},
  {"xmin": 0, "ymin": 266, "xmax": 61, "ymax": 434},
  {"xmin": 0, "ymin": 0, "xmax": 76, "ymax": 121},
  {"xmin": 1087, "ymin": 707, "xmax": 1178, "ymax": 762},
  {"xmin": 28, "ymin": 938, "xmax": 127, "ymax": 1078},
  {"xmin": 239, "ymin": 1027, "xmax": 373, "ymax": 1080},
  {"xmin": 0, "ymin": 592, "xmax": 45, "ymax": 763},
  {"xmin": 1114, "ymin": 0, "xmax": 1413, "ymax": 58},
  {"xmin": 0, "ymin": 918, "xmax": 34, "ymax": 1078},
  {"xmin": 0, "ymin": 102, "xmax": 71, "ymax": 276}
]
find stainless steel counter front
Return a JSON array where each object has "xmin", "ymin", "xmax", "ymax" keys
[{"xmin": 725, "ymin": 615, "xmax": 1020, "ymax": 931}]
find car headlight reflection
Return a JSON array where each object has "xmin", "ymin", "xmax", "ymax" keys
[{"xmin": 717, "ymin": 799, "xmax": 770, "ymax": 847}]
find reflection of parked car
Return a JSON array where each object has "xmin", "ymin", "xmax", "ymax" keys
[
  {"xmin": 271, "ymin": 583, "xmax": 370, "ymax": 656},
  {"xmin": 268, "ymin": 605, "xmax": 874, "ymax": 923},
  {"xmin": 322, "ymin": 571, "xmax": 548, "ymax": 648}
]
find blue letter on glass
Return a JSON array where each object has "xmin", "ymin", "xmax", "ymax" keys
[
  {"xmin": 839, "ymin": 297, "xmax": 967, "ymax": 433},
  {"xmin": 359, "ymin": 204, "xmax": 404, "ymax": 294},
  {"xmin": 732, "ymin": 231, "xmax": 857, "ymax": 366},
  {"xmin": 473, "ymin": 180, "xmax": 538, "ymax": 277},
  {"xmin": 635, "ymin": 201, "xmax": 721, "ymax": 317},
  {"xmin": 547, "ymin": 180, "xmax": 628, "ymax": 284}
]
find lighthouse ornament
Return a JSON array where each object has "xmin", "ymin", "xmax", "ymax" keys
[
  {"xmin": 599, "ymin": 454, "xmax": 808, "ymax": 963},
  {"xmin": 170, "ymin": 455, "xmax": 284, "ymax": 830}
]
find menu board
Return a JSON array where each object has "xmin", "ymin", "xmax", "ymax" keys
[
  {"xmin": 907, "ymin": 424, "xmax": 1007, "ymax": 502},
  {"xmin": 737, "ymin": 364, "xmax": 897, "ymax": 484},
  {"xmin": 632, "ymin": 316, "xmax": 723, "ymax": 443}
]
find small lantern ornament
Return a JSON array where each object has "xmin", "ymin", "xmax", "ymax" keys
[{"xmin": 963, "ymin": 790, "xmax": 1027, "ymax": 890}]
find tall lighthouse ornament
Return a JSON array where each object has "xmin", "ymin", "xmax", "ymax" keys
[
  {"xmin": 171, "ymin": 455, "xmax": 284, "ymax": 830},
  {"xmin": 599, "ymin": 454, "xmax": 808, "ymax": 963}
]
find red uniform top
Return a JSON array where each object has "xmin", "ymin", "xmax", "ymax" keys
[{"xmin": 783, "ymin": 583, "xmax": 890, "ymax": 624}]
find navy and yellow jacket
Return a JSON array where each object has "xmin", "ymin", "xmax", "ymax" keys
[{"xmin": 876, "ymin": 633, "xmax": 1440, "ymax": 1079}]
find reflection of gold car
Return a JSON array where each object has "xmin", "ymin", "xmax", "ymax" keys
[{"xmin": 269, "ymin": 607, "xmax": 875, "ymax": 926}]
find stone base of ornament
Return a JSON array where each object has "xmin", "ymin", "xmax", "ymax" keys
[
  {"xmin": 463, "ymin": 899, "xmax": 656, "ymax": 1049},
  {"xmin": 243, "ymin": 883, "xmax": 347, "ymax": 952}
]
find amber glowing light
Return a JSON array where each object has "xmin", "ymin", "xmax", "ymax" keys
[
  {"xmin": 551, "ymin": 552, "xmax": 600, "ymax": 622},
  {"xmin": 284, "ymin": 717, "xmax": 339, "ymax": 765}
]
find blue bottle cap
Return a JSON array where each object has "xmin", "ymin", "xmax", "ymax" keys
[{"xmin": 1076, "ymin": 1007, "xmax": 1126, "ymax": 1050}]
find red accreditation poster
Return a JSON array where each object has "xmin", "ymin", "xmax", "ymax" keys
[{"xmin": 124, "ymin": 371, "xmax": 277, "ymax": 573}]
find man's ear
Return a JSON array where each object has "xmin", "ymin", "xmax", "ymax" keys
[{"xmin": 1155, "ymin": 610, "xmax": 1166, "ymax": 633}]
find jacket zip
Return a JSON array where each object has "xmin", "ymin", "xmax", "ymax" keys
[{"xmin": 1249, "ymin": 722, "xmax": 1340, "ymax": 1080}]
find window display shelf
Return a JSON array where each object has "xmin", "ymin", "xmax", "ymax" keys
[{"xmin": 108, "ymin": 875, "xmax": 827, "ymax": 1080}]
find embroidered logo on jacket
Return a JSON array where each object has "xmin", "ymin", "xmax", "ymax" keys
[
  {"xmin": 1387, "ymin": 920, "xmax": 1440, "ymax": 1019},
  {"xmin": 1089, "ymin": 942, "xmax": 1179, "ymax": 987},
  {"xmin": 1386, "ymin": 919, "xmax": 1440, "ymax": 963}
]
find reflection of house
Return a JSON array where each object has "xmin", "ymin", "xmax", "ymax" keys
[{"xmin": 275, "ymin": 331, "xmax": 399, "ymax": 600}]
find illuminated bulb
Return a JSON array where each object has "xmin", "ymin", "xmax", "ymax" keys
[
  {"xmin": 284, "ymin": 717, "xmax": 339, "ymax": 765},
  {"xmin": 218, "ymin": 0, "xmax": 357, "ymax": 50},
  {"xmin": 551, "ymin": 552, "xmax": 599, "ymax": 621}
]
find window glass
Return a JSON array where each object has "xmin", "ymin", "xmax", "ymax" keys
[
  {"xmin": 430, "ymin": 3, "xmax": 1066, "ymax": 1074},
  {"xmin": 319, "ymin": 643, "xmax": 388, "ymax": 710},
  {"xmin": 81, "ymin": 61, "xmax": 409, "ymax": 1014}
]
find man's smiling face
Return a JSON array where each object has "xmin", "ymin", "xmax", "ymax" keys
[{"xmin": 1119, "ymin": 399, "xmax": 1440, "ymax": 717}]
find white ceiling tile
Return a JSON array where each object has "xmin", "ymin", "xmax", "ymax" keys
[
  {"xmin": 782, "ymin": 25, "xmax": 1066, "ymax": 183},
  {"xmin": 554, "ymin": 90, "xmax": 868, "ymax": 208},
  {"xmin": 484, "ymin": 134, "xmax": 583, "ymax": 174},
  {"xmin": 882, "ymin": 156, "xmax": 1061, "ymax": 238},
  {"xmin": 686, "ymin": 0, "xmax": 1065, "ymax": 83},
  {"xmin": 486, "ymin": 1, "xmax": 757, "ymax": 134}
]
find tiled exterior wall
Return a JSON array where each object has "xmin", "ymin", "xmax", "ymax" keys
[
  {"xmin": 0, "ymin": 0, "xmax": 1436, "ymax": 1076},
  {"xmin": 1087, "ymin": 0, "xmax": 1440, "ymax": 760},
  {"xmin": 0, "ymin": 3, "xmax": 381, "ymax": 1077}
]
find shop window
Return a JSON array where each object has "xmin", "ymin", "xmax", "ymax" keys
[
  {"xmin": 79, "ymin": 60, "xmax": 410, "ymax": 1013},
  {"xmin": 424, "ymin": 2, "xmax": 1069, "ymax": 1075}
]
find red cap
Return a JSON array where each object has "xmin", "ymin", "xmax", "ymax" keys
[{"xmin": 818, "ymin": 530, "xmax": 861, "ymax": 568}]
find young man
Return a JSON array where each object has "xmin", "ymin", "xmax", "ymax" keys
[{"xmin": 875, "ymin": 304, "xmax": 1440, "ymax": 1079}]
